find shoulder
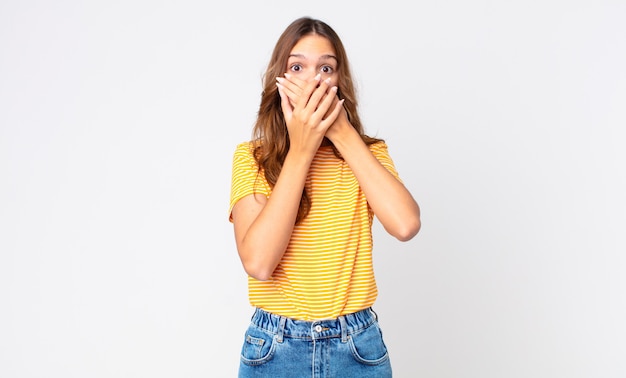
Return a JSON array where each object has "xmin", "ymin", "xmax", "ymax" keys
[
  {"xmin": 368, "ymin": 140, "xmax": 390, "ymax": 155},
  {"xmin": 234, "ymin": 140, "xmax": 255, "ymax": 154},
  {"xmin": 231, "ymin": 141, "xmax": 260, "ymax": 173},
  {"xmin": 368, "ymin": 140, "xmax": 398, "ymax": 174},
  {"xmin": 232, "ymin": 140, "xmax": 261, "ymax": 160}
]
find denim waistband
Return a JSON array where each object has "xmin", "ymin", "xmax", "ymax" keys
[{"xmin": 249, "ymin": 307, "xmax": 378, "ymax": 342}]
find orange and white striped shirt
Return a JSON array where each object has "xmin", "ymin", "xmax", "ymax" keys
[{"xmin": 229, "ymin": 141, "xmax": 401, "ymax": 320}]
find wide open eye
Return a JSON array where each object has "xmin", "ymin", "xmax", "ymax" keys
[
  {"xmin": 320, "ymin": 65, "xmax": 334, "ymax": 74},
  {"xmin": 289, "ymin": 63, "xmax": 303, "ymax": 72}
]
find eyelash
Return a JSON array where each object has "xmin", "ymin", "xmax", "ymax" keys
[{"xmin": 289, "ymin": 64, "xmax": 335, "ymax": 74}]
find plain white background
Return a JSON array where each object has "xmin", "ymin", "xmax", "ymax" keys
[{"xmin": 1, "ymin": 0, "xmax": 625, "ymax": 377}]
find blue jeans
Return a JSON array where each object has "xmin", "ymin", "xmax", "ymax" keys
[{"xmin": 238, "ymin": 307, "xmax": 392, "ymax": 378}]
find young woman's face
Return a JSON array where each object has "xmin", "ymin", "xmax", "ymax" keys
[{"xmin": 286, "ymin": 34, "xmax": 339, "ymax": 86}]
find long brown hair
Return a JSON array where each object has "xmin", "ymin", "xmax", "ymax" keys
[{"xmin": 253, "ymin": 17, "xmax": 383, "ymax": 223}]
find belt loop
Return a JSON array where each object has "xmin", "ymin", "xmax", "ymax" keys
[
  {"xmin": 277, "ymin": 315, "xmax": 287, "ymax": 343},
  {"xmin": 338, "ymin": 315, "xmax": 348, "ymax": 343}
]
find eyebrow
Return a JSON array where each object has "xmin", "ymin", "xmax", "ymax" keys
[{"xmin": 288, "ymin": 53, "xmax": 338, "ymax": 62}]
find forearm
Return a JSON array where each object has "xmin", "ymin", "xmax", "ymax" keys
[
  {"xmin": 236, "ymin": 73, "xmax": 349, "ymax": 279},
  {"xmin": 237, "ymin": 152, "xmax": 312, "ymax": 280},
  {"xmin": 332, "ymin": 129, "xmax": 421, "ymax": 241}
]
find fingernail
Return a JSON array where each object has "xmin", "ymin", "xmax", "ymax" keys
[
  {"xmin": 315, "ymin": 73, "xmax": 321, "ymax": 80},
  {"xmin": 325, "ymin": 78, "xmax": 331, "ymax": 84},
  {"xmin": 284, "ymin": 73, "xmax": 291, "ymax": 78},
  {"xmin": 276, "ymin": 77, "xmax": 283, "ymax": 83},
  {"xmin": 331, "ymin": 86, "xmax": 338, "ymax": 92}
]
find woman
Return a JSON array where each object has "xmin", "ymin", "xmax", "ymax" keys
[{"xmin": 229, "ymin": 16, "xmax": 421, "ymax": 377}]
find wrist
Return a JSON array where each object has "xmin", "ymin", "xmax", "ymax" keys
[
  {"xmin": 327, "ymin": 122, "xmax": 359, "ymax": 150},
  {"xmin": 285, "ymin": 147, "xmax": 315, "ymax": 168}
]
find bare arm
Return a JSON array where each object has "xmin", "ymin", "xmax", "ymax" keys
[
  {"xmin": 231, "ymin": 75, "xmax": 344, "ymax": 280},
  {"xmin": 326, "ymin": 110, "xmax": 421, "ymax": 241},
  {"xmin": 231, "ymin": 153, "xmax": 311, "ymax": 281}
]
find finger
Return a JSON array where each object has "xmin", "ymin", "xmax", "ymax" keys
[
  {"xmin": 276, "ymin": 82, "xmax": 293, "ymax": 119},
  {"xmin": 278, "ymin": 73, "xmax": 311, "ymax": 108},
  {"xmin": 320, "ymin": 98, "xmax": 345, "ymax": 128},
  {"xmin": 308, "ymin": 85, "xmax": 338, "ymax": 125},
  {"xmin": 296, "ymin": 74, "xmax": 323, "ymax": 111},
  {"xmin": 322, "ymin": 94, "xmax": 340, "ymax": 120},
  {"xmin": 276, "ymin": 77, "xmax": 299, "ymax": 107},
  {"xmin": 303, "ymin": 77, "xmax": 333, "ymax": 114},
  {"xmin": 283, "ymin": 73, "xmax": 307, "ymax": 91}
]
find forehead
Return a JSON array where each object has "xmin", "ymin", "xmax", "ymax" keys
[{"xmin": 289, "ymin": 34, "xmax": 336, "ymax": 57}]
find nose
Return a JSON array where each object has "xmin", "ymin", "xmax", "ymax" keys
[
  {"xmin": 302, "ymin": 69, "xmax": 318, "ymax": 82},
  {"xmin": 306, "ymin": 68, "xmax": 331, "ymax": 82}
]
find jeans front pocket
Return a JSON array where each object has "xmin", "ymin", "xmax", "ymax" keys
[
  {"xmin": 240, "ymin": 325, "xmax": 277, "ymax": 366},
  {"xmin": 348, "ymin": 322, "xmax": 390, "ymax": 366}
]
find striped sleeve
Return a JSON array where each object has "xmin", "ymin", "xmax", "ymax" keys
[
  {"xmin": 228, "ymin": 142, "xmax": 271, "ymax": 222},
  {"xmin": 370, "ymin": 141, "xmax": 402, "ymax": 183}
]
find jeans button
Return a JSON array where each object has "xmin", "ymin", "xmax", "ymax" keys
[{"xmin": 314, "ymin": 325, "xmax": 322, "ymax": 332}]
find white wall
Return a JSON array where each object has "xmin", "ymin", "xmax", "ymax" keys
[{"xmin": 1, "ymin": 1, "xmax": 624, "ymax": 377}]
